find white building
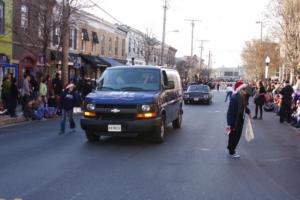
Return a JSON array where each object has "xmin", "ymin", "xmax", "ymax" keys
[{"xmin": 212, "ymin": 66, "xmax": 244, "ymax": 81}]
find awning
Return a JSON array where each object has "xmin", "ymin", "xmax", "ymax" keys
[
  {"xmin": 80, "ymin": 55, "xmax": 124, "ymax": 68},
  {"xmin": 50, "ymin": 51, "xmax": 79, "ymax": 62},
  {"xmin": 80, "ymin": 54, "xmax": 109, "ymax": 68},
  {"xmin": 99, "ymin": 57, "xmax": 124, "ymax": 67}
]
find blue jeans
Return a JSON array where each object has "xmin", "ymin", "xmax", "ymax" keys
[{"xmin": 60, "ymin": 109, "xmax": 75, "ymax": 132}]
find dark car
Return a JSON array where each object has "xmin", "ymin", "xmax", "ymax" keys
[
  {"xmin": 183, "ymin": 84, "xmax": 213, "ymax": 105},
  {"xmin": 80, "ymin": 66, "xmax": 183, "ymax": 143}
]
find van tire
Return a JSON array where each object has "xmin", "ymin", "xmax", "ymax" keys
[
  {"xmin": 172, "ymin": 110, "xmax": 182, "ymax": 129},
  {"xmin": 85, "ymin": 131, "xmax": 100, "ymax": 142},
  {"xmin": 153, "ymin": 117, "xmax": 165, "ymax": 144}
]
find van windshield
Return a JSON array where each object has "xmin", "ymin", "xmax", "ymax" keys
[{"xmin": 97, "ymin": 68, "xmax": 160, "ymax": 91}]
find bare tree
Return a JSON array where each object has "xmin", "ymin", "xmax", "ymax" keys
[
  {"xmin": 142, "ymin": 30, "xmax": 160, "ymax": 65},
  {"xmin": 241, "ymin": 39, "xmax": 281, "ymax": 81},
  {"xmin": 267, "ymin": 0, "xmax": 300, "ymax": 82}
]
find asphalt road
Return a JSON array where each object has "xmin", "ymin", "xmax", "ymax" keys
[{"xmin": 0, "ymin": 91, "xmax": 300, "ymax": 200}]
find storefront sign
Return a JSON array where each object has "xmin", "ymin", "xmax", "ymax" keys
[
  {"xmin": 74, "ymin": 57, "xmax": 81, "ymax": 69},
  {"xmin": 1, "ymin": 64, "xmax": 18, "ymax": 78},
  {"xmin": 39, "ymin": 56, "xmax": 45, "ymax": 65}
]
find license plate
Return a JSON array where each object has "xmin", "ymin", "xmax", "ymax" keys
[
  {"xmin": 194, "ymin": 98, "xmax": 199, "ymax": 101},
  {"xmin": 108, "ymin": 125, "xmax": 122, "ymax": 132}
]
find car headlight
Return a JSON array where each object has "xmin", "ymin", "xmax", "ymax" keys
[
  {"xmin": 204, "ymin": 95, "xmax": 209, "ymax": 99},
  {"xmin": 184, "ymin": 94, "xmax": 189, "ymax": 98},
  {"xmin": 141, "ymin": 105, "xmax": 151, "ymax": 112},
  {"xmin": 86, "ymin": 103, "xmax": 96, "ymax": 111}
]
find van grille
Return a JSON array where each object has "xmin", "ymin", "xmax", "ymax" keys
[{"xmin": 96, "ymin": 104, "xmax": 137, "ymax": 109}]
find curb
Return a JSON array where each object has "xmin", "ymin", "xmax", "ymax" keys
[{"xmin": 0, "ymin": 116, "xmax": 28, "ymax": 128}]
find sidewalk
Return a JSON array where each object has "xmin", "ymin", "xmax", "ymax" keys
[{"xmin": 0, "ymin": 114, "xmax": 27, "ymax": 127}]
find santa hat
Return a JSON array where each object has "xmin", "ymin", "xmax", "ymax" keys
[
  {"xmin": 234, "ymin": 81, "xmax": 247, "ymax": 93},
  {"xmin": 64, "ymin": 83, "xmax": 75, "ymax": 90}
]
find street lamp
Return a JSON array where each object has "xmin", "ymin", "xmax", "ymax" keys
[
  {"xmin": 256, "ymin": 21, "xmax": 263, "ymax": 81},
  {"xmin": 265, "ymin": 56, "xmax": 270, "ymax": 79}
]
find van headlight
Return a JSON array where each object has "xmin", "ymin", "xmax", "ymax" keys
[
  {"xmin": 86, "ymin": 103, "xmax": 96, "ymax": 111},
  {"xmin": 184, "ymin": 94, "xmax": 189, "ymax": 98},
  {"xmin": 141, "ymin": 105, "xmax": 151, "ymax": 112},
  {"xmin": 204, "ymin": 95, "xmax": 209, "ymax": 99}
]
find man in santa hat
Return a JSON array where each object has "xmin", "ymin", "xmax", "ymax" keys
[
  {"xmin": 59, "ymin": 83, "xmax": 77, "ymax": 134},
  {"xmin": 226, "ymin": 81, "xmax": 251, "ymax": 158}
]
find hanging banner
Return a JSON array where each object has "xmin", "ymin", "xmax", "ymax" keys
[{"xmin": 1, "ymin": 64, "xmax": 19, "ymax": 78}]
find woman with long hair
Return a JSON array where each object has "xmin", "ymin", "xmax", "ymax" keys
[{"xmin": 253, "ymin": 81, "xmax": 266, "ymax": 120}]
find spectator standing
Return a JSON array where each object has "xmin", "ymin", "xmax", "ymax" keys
[
  {"xmin": 21, "ymin": 75, "xmax": 32, "ymax": 111},
  {"xmin": 279, "ymin": 80, "xmax": 294, "ymax": 123},
  {"xmin": 253, "ymin": 81, "xmax": 266, "ymax": 120},
  {"xmin": 59, "ymin": 83, "xmax": 77, "ymax": 134},
  {"xmin": 8, "ymin": 78, "xmax": 19, "ymax": 117},
  {"xmin": 1, "ymin": 74, "xmax": 11, "ymax": 111},
  {"xmin": 39, "ymin": 78, "xmax": 48, "ymax": 103},
  {"xmin": 52, "ymin": 73, "xmax": 63, "ymax": 114}
]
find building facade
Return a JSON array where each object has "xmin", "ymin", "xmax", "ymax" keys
[
  {"xmin": 211, "ymin": 67, "xmax": 244, "ymax": 81},
  {"xmin": 0, "ymin": 0, "xmax": 14, "ymax": 88}
]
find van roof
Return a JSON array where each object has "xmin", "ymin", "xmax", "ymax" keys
[{"xmin": 108, "ymin": 65, "xmax": 176, "ymax": 70}]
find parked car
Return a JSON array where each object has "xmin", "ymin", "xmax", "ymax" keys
[
  {"xmin": 183, "ymin": 84, "xmax": 213, "ymax": 105},
  {"xmin": 80, "ymin": 66, "xmax": 183, "ymax": 143}
]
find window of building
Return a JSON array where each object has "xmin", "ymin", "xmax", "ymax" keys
[
  {"xmin": 69, "ymin": 28, "xmax": 77, "ymax": 50},
  {"xmin": 20, "ymin": 4, "xmax": 29, "ymax": 29},
  {"xmin": 115, "ymin": 37, "xmax": 119, "ymax": 56},
  {"xmin": 0, "ymin": 0, "xmax": 5, "ymax": 34},
  {"xmin": 81, "ymin": 29, "xmax": 89, "ymax": 51},
  {"xmin": 92, "ymin": 32, "xmax": 99, "ymax": 53},
  {"xmin": 101, "ymin": 35, "xmax": 105, "ymax": 55},
  {"xmin": 128, "ymin": 38, "xmax": 132, "ymax": 53},
  {"xmin": 52, "ymin": 26, "xmax": 60, "ymax": 46},
  {"xmin": 122, "ymin": 39, "xmax": 125, "ymax": 57},
  {"xmin": 133, "ymin": 40, "xmax": 136, "ymax": 53},
  {"xmin": 108, "ymin": 37, "xmax": 112, "ymax": 53}
]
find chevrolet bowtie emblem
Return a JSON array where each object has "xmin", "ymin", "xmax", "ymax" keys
[{"xmin": 111, "ymin": 108, "xmax": 121, "ymax": 113}]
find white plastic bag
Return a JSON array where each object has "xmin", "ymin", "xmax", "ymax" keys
[{"xmin": 245, "ymin": 115, "xmax": 254, "ymax": 142}]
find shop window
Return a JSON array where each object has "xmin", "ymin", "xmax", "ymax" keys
[{"xmin": 0, "ymin": 0, "xmax": 4, "ymax": 34}]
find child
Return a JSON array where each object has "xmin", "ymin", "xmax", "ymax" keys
[
  {"xmin": 59, "ymin": 83, "xmax": 77, "ymax": 134},
  {"xmin": 273, "ymin": 94, "xmax": 281, "ymax": 114}
]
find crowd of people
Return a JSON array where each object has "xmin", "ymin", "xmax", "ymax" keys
[
  {"xmin": 0, "ymin": 73, "xmax": 94, "ymax": 123},
  {"xmin": 223, "ymin": 77, "xmax": 300, "ymax": 128}
]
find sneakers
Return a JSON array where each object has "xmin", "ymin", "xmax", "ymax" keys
[{"xmin": 229, "ymin": 153, "xmax": 240, "ymax": 158}]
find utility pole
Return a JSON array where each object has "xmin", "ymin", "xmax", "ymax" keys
[
  {"xmin": 197, "ymin": 40, "xmax": 209, "ymax": 71},
  {"xmin": 62, "ymin": 0, "xmax": 70, "ymax": 85},
  {"xmin": 185, "ymin": 19, "xmax": 201, "ymax": 57},
  {"xmin": 160, "ymin": 0, "xmax": 169, "ymax": 66},
  {"xmin": 207, "ymin": 51, "xmax": 212, "ymax": 80}
]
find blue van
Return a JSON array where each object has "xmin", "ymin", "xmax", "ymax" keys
[{"xmin": 80, "ymin": 66, "xmax": 183, "ymax": 143}]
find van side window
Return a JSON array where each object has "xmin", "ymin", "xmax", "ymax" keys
[{"xmin": 162, "ymin": 70, "xmax": 169, "ymax": 86}]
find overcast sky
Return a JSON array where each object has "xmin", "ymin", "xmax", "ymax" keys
[{"xmin": 90, "ymin": 0, "xmax": 270, "ymax": 68}]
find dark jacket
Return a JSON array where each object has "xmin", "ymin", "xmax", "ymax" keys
[
  {"xmin": 227, "ymin": 93, "xmax": 250, "ymax": 128},
  {"xmin": 52, "ymin": 78, "xmax": 63, "ymax": 96},
  {"xmin": 60, "ymin": 90, "xmax": 77, "ymax": 111},
  {"xmin": 280, "ymin": 85, "xmax": 294, "ymax": 103}
]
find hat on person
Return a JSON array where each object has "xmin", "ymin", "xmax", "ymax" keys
[
  {"xmin": 64, "ymin": 83, "xmax": 75, "ymax": 90},
  {"xmin": 234, "ymin": 81, "xmax": 248, "ymax": 93}
]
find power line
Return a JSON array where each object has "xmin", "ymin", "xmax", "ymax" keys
[{"xmin": 89, "ymin": 0, "xmax": 124, "ymax": 25}]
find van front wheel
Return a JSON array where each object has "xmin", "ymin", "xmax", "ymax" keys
[{"xmin": 153, "ymin": 117, "xmax": 165, "ymax": 144}]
